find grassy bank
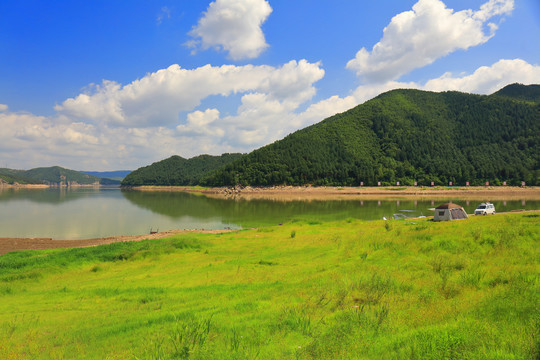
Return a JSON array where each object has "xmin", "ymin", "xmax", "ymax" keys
[{"xmin": 0, "ymin": 213, "xmax": 538, "ymax": 359}]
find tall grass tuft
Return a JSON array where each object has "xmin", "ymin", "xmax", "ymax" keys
[{"xmin": 169, "ymin": 315, "xmax": 213, "ymax": 359}]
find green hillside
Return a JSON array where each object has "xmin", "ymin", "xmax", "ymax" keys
[
  {"xmin": 202, "ymin": 84, "xmax": 539, "ymax": 187},
  {"xmin": 121, "ymin": 153, "xmax": 244, "ymax": 186},
  {"xmin": 24, "ymin": 166, "xmax": 105, "ymax": 185},
  {"xmin": 0, "ymin": 168, "xmax": 43, "ymax": 185},
  {"xmin": 0, "ymin": 166, "xmax": 121, "ymax": 185},
  {"xmin": 492, "ymin": 83, "xmax": 540, "ymax": 103}
]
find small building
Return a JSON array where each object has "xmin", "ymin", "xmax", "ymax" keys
[{"xmin": 433, "ymin": 203, "xmax": 468, "ymax": 221}]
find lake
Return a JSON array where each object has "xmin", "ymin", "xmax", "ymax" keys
[{"xmin": 0, "ymin": 187, "xmax": 538, "ymax": 240}]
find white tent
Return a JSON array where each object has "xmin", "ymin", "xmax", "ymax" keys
[{"xmin": 433, "ymin": 203, "xmax": 468, "ymax": 221}]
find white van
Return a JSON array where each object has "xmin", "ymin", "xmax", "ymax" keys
[{"xmin": 474, "ymin": 202, "xmax": 496, "ymax": 215}]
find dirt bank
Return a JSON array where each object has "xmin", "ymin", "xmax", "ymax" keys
[
  {"xmin": 129, "ymin": 185, "xmax": 540, "ymax": 201},
  {"xmin": 0, "ymin": 229, "xmax": 232, "ymax": 256},
  {"xmin": 0, "ymin": 184, "xmax": 49, "ymax": 189}
]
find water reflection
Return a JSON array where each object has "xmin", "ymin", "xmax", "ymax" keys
[
  {"xmin": 0, "ymin": 187, "xmax": 538, "ymax": 240},
  {"xmin": 0, "ymin": 186, "xmax": 117, "ymax": 204},
  {"xmin": 121, "ymin": 190, "xmax": 540, "ymax": 228}
]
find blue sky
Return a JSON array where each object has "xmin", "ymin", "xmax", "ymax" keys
[{"xmin": 1, "ymin": 0, "xmax": 539, "ymax": 170}]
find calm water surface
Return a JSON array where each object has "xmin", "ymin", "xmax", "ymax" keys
[{"xmin": 0, "ymin": 187, "xmax": 538, "ymax": 239}]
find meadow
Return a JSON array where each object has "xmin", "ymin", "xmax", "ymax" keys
[{"xmin": 0, "ymin": 212, "xmax": 538, "ymax": 359}]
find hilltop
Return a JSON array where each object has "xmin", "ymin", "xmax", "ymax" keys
[
  {"xmin": 202, "ymin": 84, "xmax": 539, "ymax": 187},
  {"xmin": 492, "ymin": 83, "xmax": 540, "ymax": 103}
]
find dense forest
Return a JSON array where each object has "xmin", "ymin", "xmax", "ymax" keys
[
  {"xmin": 199, "ymin": 84, "xmax": 539, "ymax": 186},
  {"xmin": 121, "ymin": 153, "xmax": 243, "ymax": 186},
  {"xmin": 0, "ymin": 166, "xmax": 120, "ymax": 185},
  {"xmin": 492, "ymin": 83, "xmax": 540, "ymax": 103},
  {"xmin": 0, "ymin": 168, "xmax": 42, "ymax": 185}
]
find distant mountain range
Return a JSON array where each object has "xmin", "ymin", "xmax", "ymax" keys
[
  {"xmin": 0, "ymin": 166, "xmax": 122, "ymax": 186},
  {"xmin": 81, "ymin": 170, "xmax": 132, "ymax": 181},
  {"xmin": 122, "ymin": 83, "xmax": 539, "ymax": 187}
]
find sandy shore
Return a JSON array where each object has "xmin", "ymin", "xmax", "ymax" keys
[
  {"xmin": 0, "ymin": 184, "xmax": 49, "ymax": 189},
  {"xmin": 129, "ymin": 185, "xmax": 540, "ymax": 201},
  {"xmin": 0, "ymin": 229, "xmax": 232, "ymax": 256}
]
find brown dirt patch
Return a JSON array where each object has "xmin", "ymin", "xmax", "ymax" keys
[
  {"xmin": 0, "ymin": 229, "xmax": 231, "ymax": 256},
  {"xmin": 130, "ymin": 185, "xmax": 540, "ymax": 201}
]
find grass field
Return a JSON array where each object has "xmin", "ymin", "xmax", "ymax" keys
[{"xmin": 0, "ymin": 212, "xmax": 538, "ymax": 359}]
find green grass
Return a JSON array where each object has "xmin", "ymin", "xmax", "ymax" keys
[{"xmin": 0, "ymin": 213, "xmax": 538, "ymax": 359}]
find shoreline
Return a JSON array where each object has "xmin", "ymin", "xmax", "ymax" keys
[
  {"xmin": 0, "ymin": 228, "xmax": 233, "ymax": 255},
  {"xmin": 1, "ymin": 210, "xmax": 538, "ymax": 255},
  {"xmin": 0, "ymin": 184, "xmax": 49, "ymax": 189},
  {"xmin": 127, "ymin": 185, "xmax": 540, "ymax": 201},
  {"xmin": 0, "ymin": 184, "xmax": 117, "ymax": 189}
]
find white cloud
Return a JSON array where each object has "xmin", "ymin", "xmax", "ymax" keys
[
  {"xmin": 188, "ymin": 0, "xmax": 272, "ymax": 60},
  {"xmin": 176, "ymin": 108, "xmax": 224, "ymax": 137},
  {"xmin": 55, "ymin": 80, "xmax": 124, "ymax": 125},
  {"xmin": 56, "ymin": 60, "xmax": 324, "ymax": 128},
  {"xmin": 291, "ymin": 95, "xmax": 358, "ymax": 129},
  {"xmin": 221, "ymin": 92, "xmax": 291, "ymax": 146},
  {"xmin": 346, "ymin": 0, "xmax": 514, "ymax": 83},
  {"xmin": 474, "ymin": 0, "xmax": 514, "ymax": 21},
  {"xmin": 156, "ymin": 6, "xmax": 171, "ymax": 25},
  {"xmin": 423, "ymin": 58, "xmax": 540, "ymax": 94},
  {"xmin": 4, "ymin": 60, "xmax": 325, "ymax": 169},
  {"xmin": 351, "ymin": 81, "xmax": 418, "ymax": 104},
  {"xmin": 0, "ymin": 111, "xmax": 105, "ymax": 169},
  {"xmin": 0, "ymin": 104, "xmax": 8, "ymax": 112}
]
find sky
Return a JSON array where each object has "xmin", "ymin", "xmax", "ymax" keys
[{"xmin": 1, "ymin": 0, "xmax": 539, "ymax": 171}]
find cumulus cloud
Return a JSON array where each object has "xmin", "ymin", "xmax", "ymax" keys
[
  {"xmin": 6, "ymin": 60, "xmax": 325, "ymax": 169},
  {"xmin": 187, "ymin": 0, "xmax": 272, "ymax": 60},
  {"xmin": 56, "ymin": 60, "xmax": 324, "ymax": 128},
  {"xmin": 346, "ymin": 0, "xmax": 514, "ymax": 83},
  {"xmin": 176, "ymin": 108, "xmax": 224, "ymax": 137},
  {"xmin": 220, "ymin": 92, "xmax": 292, "ymax": 146},
  {"xmin": 423, "ymin": 58, "xmax": 540, "ymax": 94},
  {"xmin": 474, "ymin": 0, "xmax": 514, "ymax": 21},
  {"xmin": 290, "ymin": 95, "xmax": 358, "ymax": 130},
  {"xmin": 0, "ymin": 104, "xmax": 8, "ymax": 112},
  {"xmin": 0, "ymin": 108, "xmax": 182, "ymax": 170}
]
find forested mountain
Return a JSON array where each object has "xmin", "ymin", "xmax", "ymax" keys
[
  {"xmin": 492, "ymin": 83, "xmax": 540, "ymax": 103},
  {"xmin": 0, "ymin": 168, "xmax": 43, "ymax": 185},
  {"xmin": 121, "ymin": 153, "xmax": 244, "ymax": 186},
  {"xmin": 0, "ymin": 166, "xmax": 120, "ymax": 185},
  {"xmin": 201, "ymin": 84, "xmax": 539, "ymax": 186}
]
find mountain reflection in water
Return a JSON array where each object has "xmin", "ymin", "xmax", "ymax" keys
[{"xmin": 0, "ymin": 187, "xmax": 538, "ymax": 239}]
